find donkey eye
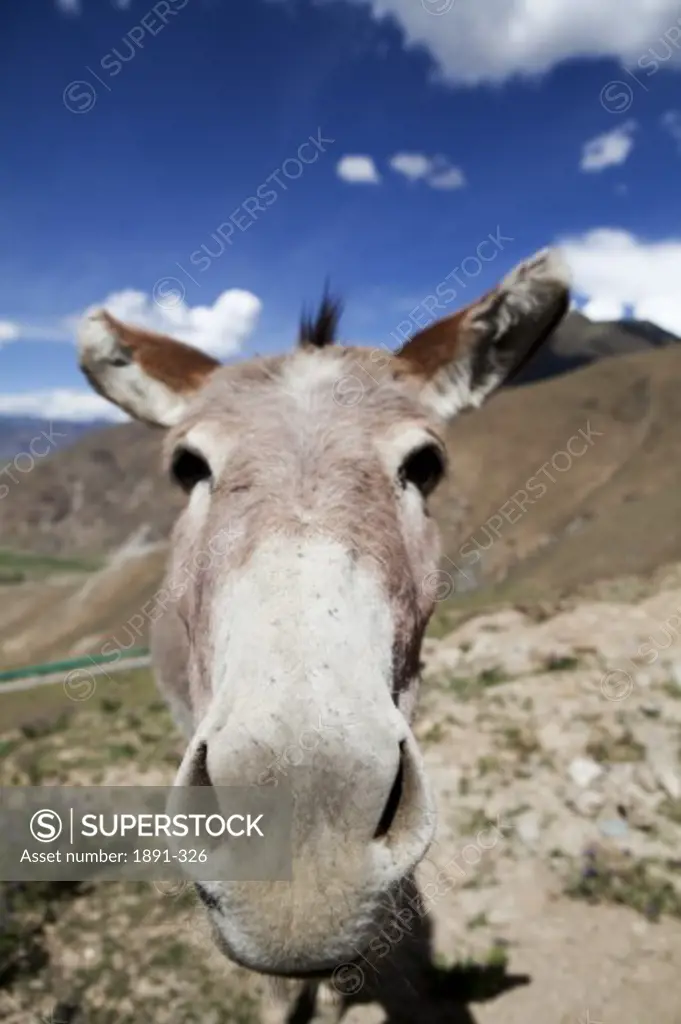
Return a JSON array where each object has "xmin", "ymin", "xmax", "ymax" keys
[
  {"xmin": 171, "ymin": 447, "xmax": 212, "ymax": 493},
  {"xmin": 399, "ymin": 444, "xmax": 446, "ymax": 498}
]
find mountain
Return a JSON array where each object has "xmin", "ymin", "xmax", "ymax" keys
[
  {"xmin": 0, "ymin": 416, "xmax": 109, "ymax": 461},
  {"xmin": 0, "ymin": 419, "xmax": 180, "ymax": 555},
  {"xmin": 431, "ymin": 341, "xmax": 681, "ymax": 599},
  {"xmin": 511, "ymin": 312, "xmax": 681, "ymax": 386}
]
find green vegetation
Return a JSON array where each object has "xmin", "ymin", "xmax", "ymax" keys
[
  {"xmin": 498, "ymin": 724, "xmax": 540, "ymax": 760},
  {"xmin": 0, "ymin": 667, "xmax": 266, "ymax": 1022},
  {"xmin": 585, "ymin": 728, "xmax": 646, "ymax": 764},
  {"xmin": 439, "ymin": 665, "xmax": 508, "ymax": 701},
  {"xmin": 565, "ymin": 847, "xmax": 681, "ymax": 922},
  {"xmin": 544, "ymin": 654, "xmax": 580, "ymax": 672},
  {"xmin": 0, "ymin": 547, "xmax": 101, "ymax": 583}
]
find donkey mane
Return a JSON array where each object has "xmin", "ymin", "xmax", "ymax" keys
[{"xmin": 298, "ymin": 289, "xmax": 343, "ymax": 349}]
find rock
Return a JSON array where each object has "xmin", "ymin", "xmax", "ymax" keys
[
  {"xmin": 546, "ymin": 816, "xmax": 595, "ymax": 857},
  {"xmin": 486, "ymin": 903, "xmax": 515, "ymax": 926},
  {"xmin": 515, "ymin": 811, "xmax": 541, "ymax": 847},
  {"xmin": 670, "ymin": 661, "xmax": 681, "ymax": 690},
  {"xmin": 654, "ymin": 765, "xmax": 681, "ymax": 800},
  {"xmin": 336, "ymin": 1005, "xmax": 383, "ymax": 1024},
  {"xmin": 568, "ymin": 757, "xmax": 603, "ymax": 788},
  {"xmin": 445, "ymin": 702, "xmax": 478, "ymax": 726},
  {"xmin": 598, "ymin": 818, "xmax": 629, "ymax": 839},
  {"xmin": 423, "ymin": 645, "xmax": 463, "ymax": 676},
  {"xmin": 574, "ymin": 790, "xmax": 605, "ymax": 818},
  {"xmin": 627, "ymin": 802, "xmax": 657, "ymax": 832},
  {"xmin": 538, "ymin": 721, "xmax": 588, "ymax": 757},
  {"xmin": 634, "ymin": 764, "xmax": 658, "ymax": 793}
]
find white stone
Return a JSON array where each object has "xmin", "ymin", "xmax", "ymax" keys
[
  {"xmin": 515, "ymin": 811, "xmax": 541, "ymax": 847},
  {"xmin": 568, "ymin": 757, "xmax": 603, "ymax": 788}
]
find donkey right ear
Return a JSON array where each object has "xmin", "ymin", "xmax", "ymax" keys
[{"xmin": 77, "ymin": 311, "xmax": 220, "ymax": 427}]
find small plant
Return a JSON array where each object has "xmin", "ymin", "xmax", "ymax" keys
[
  {"xmin": 477, "ymin": 755, "xmax": 501, "ymax": 776},
  {"xmin": 421, "ymin": 722, "xmax": 446, "ymax": 744},
  {"xmin": 660, "ymin": 798, "xmax": 681, "ymax": 824},
  {"xmin": 484, "ymin": 940, "xmax": 509, "ymax": 969},
  {"xmin": 499, "ymin": 725, "xmax": 539, "ymax": 759},
  {"xmin": 458, "ymin": 808, "xmax": 497, "ymax": 837},
  {"xmin": 586, "ymin": 728, "xmax": 645, "ymax": 764},
  {"xmin": 478, "ymin": 666, "xmax": 506, "ymax": 687},
  {"xmin": 565, "ymin": 846, "xmax": 681, "ymax": 922},
  {"xmin": 20, "ymin": 714, "xmax": 68, "ymax": 740},
  {"xmin": 100, "ymin": 696, "xmax": 122, "ymax": 714},
  {"xmin": 544, "ymin": 654, "xmax": 580, "ymax": 672},
  {"xmin": 106, "ymin": 742, "xmax": 138, "ymax": 760}
]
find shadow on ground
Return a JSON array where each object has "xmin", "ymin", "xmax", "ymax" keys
[{"xmin": 287, "ymin": 877, "xmax": 530, "ymax": 1024}]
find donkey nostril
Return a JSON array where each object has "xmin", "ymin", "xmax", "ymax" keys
[
  {"xmin": 188, "ymin": 741, "xmax": 213, "ymax": 787},
  {"xmin": 374, "ymin": 741, "xmax": 406, "ymax": 840},
  {"xmin": 181, "ymin": 741, "xmax": 223, "ymax": 851}
]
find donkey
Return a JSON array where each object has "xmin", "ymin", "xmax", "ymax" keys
[{"xmin": 77, "ymin": 248, "xmax": 570, "ymax": 1002}]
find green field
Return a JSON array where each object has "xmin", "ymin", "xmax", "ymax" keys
[{"xmin": 0, "ymin": 547, "xmax": 101, "ymax": 583}]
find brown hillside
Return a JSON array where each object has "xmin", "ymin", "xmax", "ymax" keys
[
  {"xmin": 0, "ymin": 422, "xmax": 180, "ymax": 556},
  {"xmin": 435, "ymin": 344, "xmax": 681, "ymax": 594}
]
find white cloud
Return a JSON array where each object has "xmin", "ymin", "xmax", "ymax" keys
[
  {"xmin": 580, "ymin": 121, "xmax": 637, "ymax": 172},
  {"xmin": 88, "ymin": 287, "xmax": 262, "ymax": 359},
  {"xmin": 581, "ymin": 296, "xmax": 629, "ymax": 321},
  {"xmin": 0, "ymin": 388, "xmax": 126, "ymax": 422},
  {"xmin": 428, "ymin": 165, "xmax": 466, "ymax": 189},
  {"xmin": 341, "ymin": 1, "xmax": 681, "ymax": 85},
  {"xmin": 661, "ymin": 109, "xmax": 681, "ymax": 148},
  {"xmin": 388, "ymin": 152, "xmax": 466, "ymax": 188},
  {"xmin": 389, "ymin": 153, "xmax": 432, "ymax": 181},
  {"xmin": 0, "ymin": 288, "xmax": 262, "ymax": 359},
  {"xmin": 336, "ymin": 155, "xmax": 381, "ymax": 183},
  {"xmin": 560, "ymin": 228, "xmax": 681, "ymax": 335},
  {"xmin": 0, "ymin": 321, "xmax": 20, "ymax": 345}
]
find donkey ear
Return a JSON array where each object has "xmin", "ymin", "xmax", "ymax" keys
[
  {"xmin": 77, "ymin": 310, "xmax": 220, "ymax": 427},
  {"xmin": 397, "ymin": 248, "xmax": 571, "ymax": 420}
]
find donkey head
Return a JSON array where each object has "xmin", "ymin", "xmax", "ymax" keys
[{"xmin": 78, "ymin": 248, "xmax": 570, "ymax": 977}]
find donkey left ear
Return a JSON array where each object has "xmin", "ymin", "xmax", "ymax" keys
[
  {"xmin": 397, "ymin": 248, "xmax": 571, "ymax": 420},
  {"xmin": 78, "ymin": 310, "xmax": 220, "ymax": 427}
]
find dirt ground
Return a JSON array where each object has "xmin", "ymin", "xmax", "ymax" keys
[{"xmin": 2, "ymin": 573, "xmax": 681, "ymax": 1022}]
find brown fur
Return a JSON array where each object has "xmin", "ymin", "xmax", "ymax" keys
[{"xmin": 100, "ymin": 311, "xmax": 220, "ymax": 391}]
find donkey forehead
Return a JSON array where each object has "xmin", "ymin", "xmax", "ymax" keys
[{"xmin": 169, "ymin": 347, "xmax": 433, "ymax": 445}]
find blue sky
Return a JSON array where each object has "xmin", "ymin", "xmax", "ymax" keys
[{"xmin": 2, "ymin": 0, "xmax": 681, "ymax": 419}]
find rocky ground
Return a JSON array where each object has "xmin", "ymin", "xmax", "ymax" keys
[
  {"xmin": 2, "ymin": 575, "xmax": 681, "ymax": 1022},
  {"xmin": 408, "ymin": 581, "xmax": 681, "ymax": 1024}
]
